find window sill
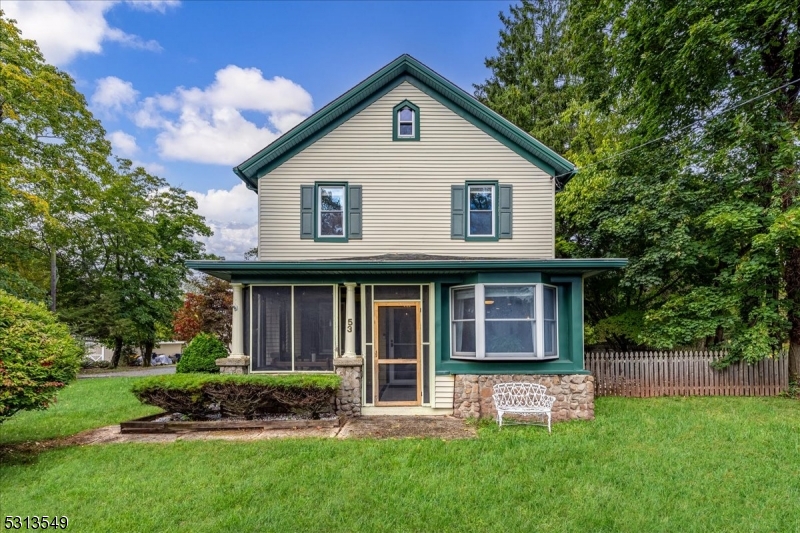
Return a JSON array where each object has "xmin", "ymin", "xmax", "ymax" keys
[{"xmin": 449, "ymin": 355, "xmax": 559, "ymax": 362}]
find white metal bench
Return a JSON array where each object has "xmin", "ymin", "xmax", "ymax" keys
[{"xmin": 492, "ymin": 382, "xmax": 557, "ymax": 433}]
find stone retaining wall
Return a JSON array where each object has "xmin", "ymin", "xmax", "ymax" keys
[
  {"xmin": 333, "ymin": 358, "xmax": 363, "ymax": 418},
  {"xmin": 453, "ymin": 374, "xmax": 594, "ymax": 421}
]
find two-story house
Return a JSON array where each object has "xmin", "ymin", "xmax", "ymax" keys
[{"xmin": 188, "ymin": 55, "xmax": 625, "ymax": 421}]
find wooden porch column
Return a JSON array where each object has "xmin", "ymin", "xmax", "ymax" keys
[
  {"xmin": 343, "ymin": 282, "xmax": 357, "ymax": 357},
  {"xmin": 230, "ymin": 283, "xmax": 245, "ymax": 356}
]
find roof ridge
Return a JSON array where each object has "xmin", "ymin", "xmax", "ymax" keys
[{"xmin": 233, "ymin": 54, "xmax": 575, "ymax": 190}]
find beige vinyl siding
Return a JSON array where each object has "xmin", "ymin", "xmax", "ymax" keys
[
  {"xmin": 259, "ymin": 82, "xmax": 555, "ymax": 260},
  {"xmin": 434, "ymin": 375, "xmax": 455, "ymax": 410}
]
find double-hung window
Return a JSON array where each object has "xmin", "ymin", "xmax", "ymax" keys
[
  {"xmin": 300, "ymin": 183, "xmax": 362, "ymax": 241},
  {"xmin": 451, "ymin": 182, "xmax": 512, "ymax": 240},
  {"xmin": 468, "ymin": 185, "xmax": 495, "ymax": 237},
  {"xmin": 392, "ymin": 100, "xmax": 420, "ymax": 141},
  {"xmin": 398, "ymin": 107, "xmax": 414, "ymax": 138},
  {"xmin": 318, "ymin": 185, "xmax": 345, "ymax": 238},
  {"xmin": 450, "ymin": 283, "xmax": 558, "ymax": 360}
]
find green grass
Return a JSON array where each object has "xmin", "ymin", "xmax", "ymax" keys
[
  {"xmin": 2, "ymin": 396, "xmax": 800, "ymax": 532},
  {"xmin": 0, "ymin": 377, "xmax": 160, "ymax": 445}
]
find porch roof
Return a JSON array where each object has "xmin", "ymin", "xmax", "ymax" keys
[{"xmin": 186, "ymin": 254, "xmax": 627, "ymax": 281}]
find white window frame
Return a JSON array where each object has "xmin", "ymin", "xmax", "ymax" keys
[
  {"xmin": 397, "ymin": 106, "xmax": 415, "ymax": 138},
  {"xmin": 467, "ymin": 184, "xmax": 495, "ymax": 237},
  {"xmin": 449, "ymin": 283, "xmax": 558, "ymax": 361},
  {"xmin": 451, "ymin": 286, "xmax": 477, "ymax": 357},
  {"xmin": 317, "ymin": 185, "xmax": 346, "ymax": 238}
]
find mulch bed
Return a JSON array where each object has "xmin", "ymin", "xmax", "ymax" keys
[{"xmin": 121, "ymin": 412, "xmax": 340, "ymax": 433}]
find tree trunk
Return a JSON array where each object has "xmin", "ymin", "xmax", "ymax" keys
[
  {"xmin": 142, "ymin": 340, "xmax": 154, "ymax": 367},
  {"xmin": 111, "ymin": 336, "xmax": 123, "ymax": 368},
  {"xmin": 50, "ymin": 248, "xmax": 57, "ymax": 313},
  {"xmin": 785, "ymin": 247, "xmax": 800, "ymax": 382}
]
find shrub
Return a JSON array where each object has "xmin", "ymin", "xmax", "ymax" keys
[
  {"xmin": 0, "ymin": 291, "xmax": 83, "ymax": 423},
  {"xmin": 131, "ymin": 374, "xmax": 341, "ymax": 419},
  {"xmin": 176, "ymin": 333, "xmax": 227, "ymax": 374},
  {"xmin": 131, "ymin": 374, "xmax": 214, "ymax": 418},
  {"xmin": 81, "ymin": 358, "xmax": 112, "ymax": 369}
]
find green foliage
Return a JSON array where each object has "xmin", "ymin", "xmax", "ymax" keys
[
  {"xmin": 176, "ymin": 333, "xmax": 227, "ymax": 374},
  {"xmin": 0, "ymin": 291, "xmax": 83, "ymax": 423},
  {"xmin": 780, "ymin": 381, "xmax": 800, "ymax": 399},
  {"xmin": 480, "ymin": 0, "xmax": 800, "ymax": 367},
  {"xmin": 0, "ymin": 14, "xmax": 211, "ymax": 369},
  {"xmin": 131, "ymin": 373, "xmax": 341, "ymax": 419}
]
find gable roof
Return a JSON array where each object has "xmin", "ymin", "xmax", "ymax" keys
[{"xmin": 234, "ymin": 54, "xmax": 576, "ymax": 191}]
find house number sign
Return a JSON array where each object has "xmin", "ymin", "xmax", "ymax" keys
[{"xmin": 347, "ymin": 318, "xmax": 353, "ymax": 333}]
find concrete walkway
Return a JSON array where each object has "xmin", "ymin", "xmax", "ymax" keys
[{"xmin": 78, "ymin": 366, "xmax": 177, "ymax": 379}]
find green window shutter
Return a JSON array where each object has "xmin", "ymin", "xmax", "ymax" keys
[
  {"xmin": 300, "ymin": 185, "xmax": 314, "ymax": 239},
  {"xmin": 499, "ymin": 184, "xmax": 513, "ymax": 239},
  {"xmin": 348, "ymin": 185, "xmax": 362, "ymax": 239},
  {"xmin": 451, "ymin": 185, "xmax": 465, "ymax": 239}
]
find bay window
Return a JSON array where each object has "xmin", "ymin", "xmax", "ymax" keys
[{"xmin": 450, "ymin": 284, "xmax": 558, "ymax": 360}]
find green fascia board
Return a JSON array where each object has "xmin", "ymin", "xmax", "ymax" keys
[
  {"xmin": 186, "ymin": 258, "xmax": 627, "ymax": 281},
  {"xmin": 233, "ymin": 54, "xmax": 576, "ymax": 191}
]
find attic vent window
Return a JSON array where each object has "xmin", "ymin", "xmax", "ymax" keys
[
  {"xmin": 392, "ymin": 100, "xmax": 419, "ymax": 141},
  {"xmin": 398, "ymin": 107, "xmax": 414, "ymax": 137}
]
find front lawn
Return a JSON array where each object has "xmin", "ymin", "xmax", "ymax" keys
[
  {"xmin": 1, "ymin": 396, "xmax": 799, "ymax": 532},
  {"xmin": 0, "ymin": 377, "xmax": 160, "ymax": 445}
]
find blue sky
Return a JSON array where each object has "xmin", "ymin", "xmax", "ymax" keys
[{"xmin": 5, "ymin": 0, "xmax": 511, "ymax": 257}]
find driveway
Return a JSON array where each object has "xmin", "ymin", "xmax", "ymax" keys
[{"xmin": 78, "ymin": 366, "xmax": 177, "ymax": 379}]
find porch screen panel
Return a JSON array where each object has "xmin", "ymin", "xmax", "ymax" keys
[
  {"xmin": 373, "ymin": 285, "xmax": 421, "ymax": 300},
  {"xmin": 294, "ymin": 286, "xmax": 334, "ymax": 371},
  {"xmin": 422, "ymin": 285, "xmax": 430, "ymax": 343},
  {"xmin": 243, "ymin": 286, "xmax": 250, "ymax": 356},
  {"xmin": 422, "ymin": 345, "xmax": 430, "ymax": 404},
  {"xmin": 365, "ymin": 286, "xmax": 373, "ymax": 343},
  {"xmin": 365, "ymin": 345, "xmax": 373, "ymax": 404},
  {"xmin": 251, "ymin": 287, "xmax": 291, "ymax": 371}
]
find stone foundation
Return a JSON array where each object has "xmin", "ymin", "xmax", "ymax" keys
[
  {"xmin": 453, "ymin": 374, "xmax": 594, "ymax": 422},
  {"xmin": 333, "ymin": 357, "xmax": 363, "ymax": 418},
  {"xmin": 216, "ymin": 356, "xmax": 250, "ymax": 374}
]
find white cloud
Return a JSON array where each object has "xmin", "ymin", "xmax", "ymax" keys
[
  {"xmin": 3, "ymin": 1, "xmax": 172, "ymax": 66},
  {"xmin": 133, "ymin": 65, "xmax": 313, "ymax": 165},
  {"xmin": 188, "ymin": 183, "xmax": 258, "ymax": 259},
  {"xmin": 133, "ymin": 161, "xmax": 166, "ymax": 175},
  {"xmin": 108, "ymin": 130, "xmax": 139, "ymax": 157},
  {"xmin": 93, "ymin": 77, "xmax": 139, "ymax": 114},
  {"xmin": 126, "ymin": 0, "xmax": 180, "ymax": 13}
]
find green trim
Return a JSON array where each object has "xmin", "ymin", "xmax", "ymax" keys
[
  {"xmin": 436, "ymin": 275, "xmax": 588, "ymax": 375},
  {"xmin": 314, "ymin": 182, "xmax": 349, "ymax": 243},
  {"xmin": 188, "ymin": 258, "xmax": 627, "ymax": 282},
  {"xmin": 233, "ymin": 55, "xmax": 576, "ymax": 191},
  {"xmin": 464, "ymin": 180, "xmax": 499, "ymax": 242},
  {"xmin": 392, "ymin": 99, "xmax": 420, "ymax": 141}
]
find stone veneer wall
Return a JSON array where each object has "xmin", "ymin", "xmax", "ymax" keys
[
  {"xmin": 216, "ymin": 357, "xmax": 250, "ymax": 375},
  {"xmin": 333, "ymin": 358, "xmax": 363, "ymax": 418},
  {"xmin": 453, "ymin": 374, "xmax": 594, "ymax": 421}
]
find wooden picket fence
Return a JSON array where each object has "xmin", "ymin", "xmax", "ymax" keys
[{"xmin": 585, "ymin": 351, "xmax": 789, "ymax": 397}]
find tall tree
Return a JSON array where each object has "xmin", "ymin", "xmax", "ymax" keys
[
  {"xmin": 0, "ymin": 12, "xmax": 110, "ymax": 308},
  {"xmin": 480, "ymin": 0, "xmax": 800, "ymax": 373},
  {"xmin": 59, "ymin": 160, "xmax": 211, "ymax": 367},
  {"xmin": 173, "ymin": 273, "xmax": 233, "ymax": 347}
]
